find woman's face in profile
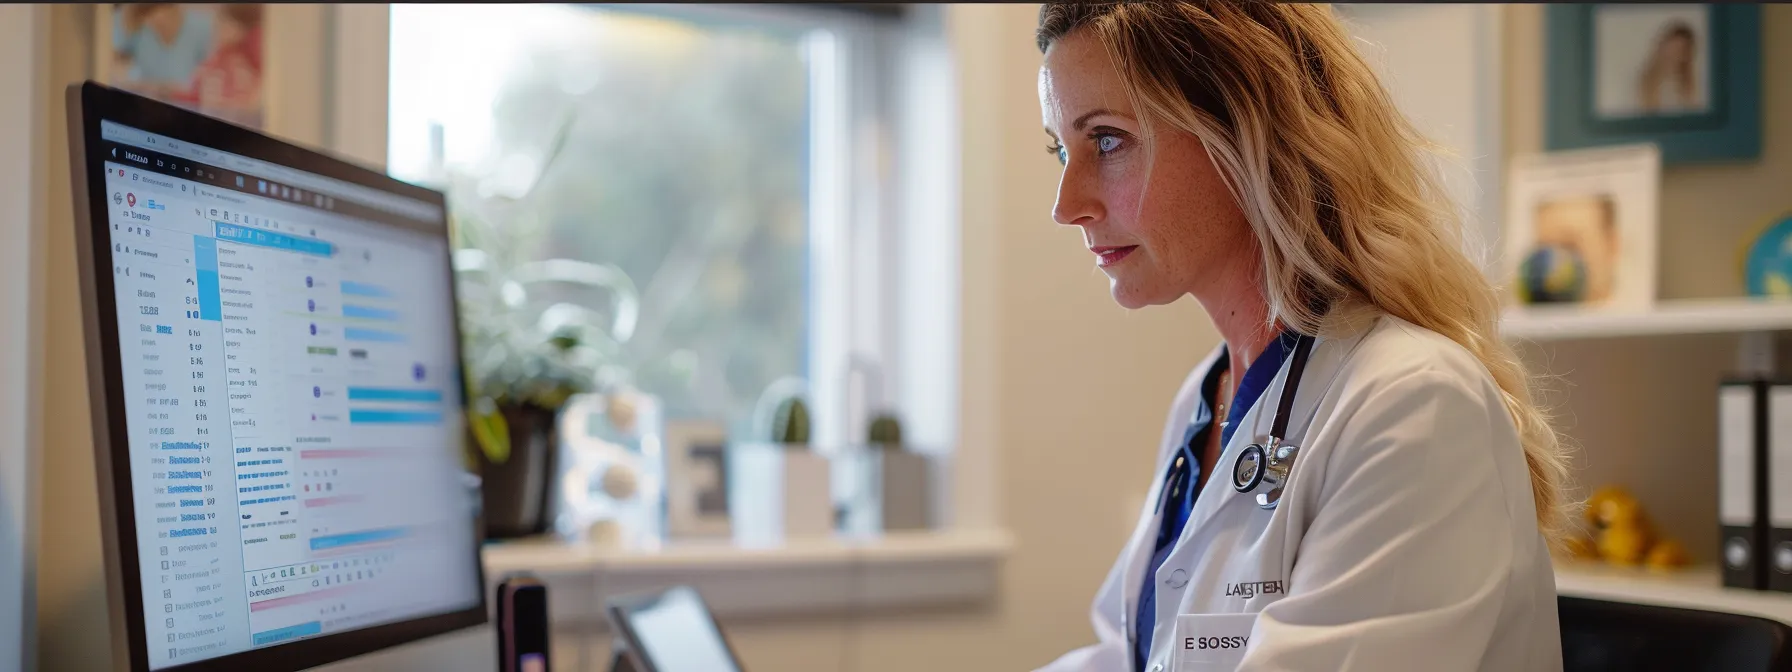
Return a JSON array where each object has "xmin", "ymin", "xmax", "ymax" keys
[{"xmin": 1038, "ymin": 32, "xmax": 1252, "ymax": 310}]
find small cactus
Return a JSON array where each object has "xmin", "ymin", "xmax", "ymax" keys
[
  {"xmin": 867, "ymin": 413, "xmax": 903, "ymax": 447},
  {"xmin": 771, "ymin": 396, "xmax": 811, "ymax": 444}
]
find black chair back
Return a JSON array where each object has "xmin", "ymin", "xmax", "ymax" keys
[{"xmin": 1561, "ymin": 595, "xmax": 1792, "ymax": 672}]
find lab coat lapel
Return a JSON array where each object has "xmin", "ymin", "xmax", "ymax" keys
[
  {"xmin": 1156, "ymin": 334, "xmax": 1356, "ymax": 596},
  {"xmin": 1172, "ymin": 354, "xmax": 1291, "ymax": 555},
  {"xmin": 1120, "ymin": 345, "xmax": 1226, "ymax": 634}
]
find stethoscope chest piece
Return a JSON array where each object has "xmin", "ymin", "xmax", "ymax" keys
[
  {"xmin": 1227, "ymin": 332, "xmax": 1316, "ymax": 511},
  {"xmin": 1232, "ymin": 437, "xmax": 1299, "ymax": 510}
]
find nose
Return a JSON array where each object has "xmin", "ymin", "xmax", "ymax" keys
[{"xmin": 1051, "ymin": 161, "xmax": 1104, "ymax": 227}]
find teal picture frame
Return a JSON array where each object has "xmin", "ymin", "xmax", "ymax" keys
[{"xmin": 1546, "ymin": 4, "xmax": 1761, "ymax": 164}]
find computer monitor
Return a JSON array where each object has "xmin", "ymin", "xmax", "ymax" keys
[{"xmin": 65, "ymin": 82, "xmax": 487, "ymax": 671}]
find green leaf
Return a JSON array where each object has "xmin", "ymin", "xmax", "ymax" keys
[{"xmin": 470, "ymin": 401, "xmax": 511, "ymax": 464}]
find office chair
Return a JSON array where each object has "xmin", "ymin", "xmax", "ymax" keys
[{"xmin": 1560, "ymin": 595, "xmax": 1792, "ymax": 672}]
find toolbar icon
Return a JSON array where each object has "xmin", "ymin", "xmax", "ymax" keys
[{"xmin": 126, "ymin": 193, "xmax": 136, "ymax": 207}]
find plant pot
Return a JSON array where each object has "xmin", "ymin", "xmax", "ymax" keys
[
  {"xmin": 726, "ymin": 442, "xmax": 835, "ymax": 545},
  {"xmin": 476, "ymin": 404, "xmax": 561, "ymax": 539}
]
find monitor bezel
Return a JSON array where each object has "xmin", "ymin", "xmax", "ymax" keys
[
  {"xmin": 605, "ymin": 586, "xmax": 747, "ymax": 672},
  {"xmin": 65, "ymin": 80, "xmax": 489, "ymax": 672}
]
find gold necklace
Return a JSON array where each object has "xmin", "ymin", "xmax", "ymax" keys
[{"xmin": 1216, "ymin": 370, "xmax": 1231, "ymax": 422}]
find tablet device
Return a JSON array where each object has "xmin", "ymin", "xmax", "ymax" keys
[{"xmin": 605, "ymin": 586, "xmax": 745, "ymax": 672}]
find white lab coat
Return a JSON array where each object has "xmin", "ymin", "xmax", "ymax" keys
[{"xmin": 1037, "ymin": 315, "xmax": 1561, "ymax": 672}]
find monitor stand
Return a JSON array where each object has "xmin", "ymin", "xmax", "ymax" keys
[{"xmin": 607, "ymin": 638, "xmax": 642, "ymax": 672}]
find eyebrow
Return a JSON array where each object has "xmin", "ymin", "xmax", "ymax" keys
[{"xmin": 1044, "ymin": 108, "xmax": 1129, "ymax": 139}]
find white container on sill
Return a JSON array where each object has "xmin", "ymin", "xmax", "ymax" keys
[
  {"xmin": 727, "ymin": 442, "xmax": 835, "ymax": 545},
  {"xmin": 837, "ymin": 445, "xmax": 938, "ymax": 536},
  {"xmin": 874, "ymin": 447, "xmax": 934, "ymax": 532}
]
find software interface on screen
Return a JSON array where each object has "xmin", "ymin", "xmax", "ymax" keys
[{"xmin": 97, "ymin": 120, "xmax": 480, "ymax": 669}]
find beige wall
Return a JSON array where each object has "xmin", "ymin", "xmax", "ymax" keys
[{"xmin": 1504, "ymin": 5, "xmax": 1792, "ymax": 560}]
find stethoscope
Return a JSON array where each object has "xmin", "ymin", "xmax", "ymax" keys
[
  {"xmin": 1124, "ymin": 332, "xmax": 1318, "ymax": 671},
  {"xmin": 1230, "ymin": 332, "xmax": 1316, "ymax": 510}
]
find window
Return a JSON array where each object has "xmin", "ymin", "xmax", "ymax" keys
[
  {"xmin": 386, "ymin": 4, "xmax": 958, "ymax": 476},
  {"xmin": 393, "ymin": 5, "xmax": 819, "ymax": 440}
]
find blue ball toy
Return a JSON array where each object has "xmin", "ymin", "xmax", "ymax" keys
[
  {"xmin": 1744, "ymin": 214, "xmax": 1792, "ymax": 298},
  {"xmin": 1517, "ymin": 245, "xmax": 1588, "ymax": 304}
]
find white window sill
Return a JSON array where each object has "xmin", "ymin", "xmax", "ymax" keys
[{"xmin": 481, "ymin": 528, "xmax": 1013, "ymax": 626}]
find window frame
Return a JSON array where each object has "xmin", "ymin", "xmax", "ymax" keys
[{"xmin": 333, "ymin": 2, "xmax": 967, "ymax": 531}]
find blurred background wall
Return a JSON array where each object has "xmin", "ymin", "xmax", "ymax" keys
[{"xmin": 1507, "ymin": 4, "xmax": 1792, "ymax": 561}]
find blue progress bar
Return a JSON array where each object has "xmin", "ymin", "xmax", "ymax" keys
[
  {"xmin": 214, "ymin": 223, "xmax": 332, "ymax": 257},
  {"xmin": 309, "ymin": 527, "xmax": 408, "ymax": 551},
  {"xmin": 340, "ymin": 281, "xmax": 391, "ymax": 298},
  {"xmin": 252, "ymin": 621, "xmax": 321, "ymax": 646},
  {"xmin": 349, "ymin": 409, "xmax": 443, "ymax": 424},
  {"xmin": 346, "ymin": 387, "xmax": 443, "ymax": 402},
  {"xmin": 192, "ymin": 236, "xmax": 221, "ymax": 321},
  {"xmin": 343, "ymin": 328, "xmax": 405, "ymax": 343},
  {"xmin": 342, "ymin": 304, "xmax": 399, "ymax": 320}
]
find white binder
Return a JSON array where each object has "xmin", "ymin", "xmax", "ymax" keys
[
  {"xmin": 1769, "ymin": 384, "xmax": 1792, "ymax": 592},
  {"xmin": 1720, "ymin": 381, "xmax": 1766, "ymax": 590}
]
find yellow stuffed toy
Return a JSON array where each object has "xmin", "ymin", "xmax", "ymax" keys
[{"xmin": 1579, "ymin": 485, "xmax": 1689, "ymax": 571}]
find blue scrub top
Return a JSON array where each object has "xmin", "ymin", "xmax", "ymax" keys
[{"xmin": 1134, "ymin": 329, "xmax": 1300, "ymax": 672}]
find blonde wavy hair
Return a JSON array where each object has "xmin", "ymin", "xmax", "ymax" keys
[{"xmin": 1037, "ymin": 2, "xmax": 1575, "ymax": 544}]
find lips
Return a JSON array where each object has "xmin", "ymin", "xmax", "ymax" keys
[{"xmin": 1091, "ymin": 245, "xmax": 1138, "ymax": 267}]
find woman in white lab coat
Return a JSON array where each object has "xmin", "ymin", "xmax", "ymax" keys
[{"xmin": 1033, "ymin": 3, "xmax": 1570, "ymax": 671}]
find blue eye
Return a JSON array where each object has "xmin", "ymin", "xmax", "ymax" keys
[
  {"xmin": 1096, "ymin": 134, "xmax": 1123, "ymax": 154},
  {"xmin": 1047, "ymin": 143, "xmax": 1067, "ymax": 166}
]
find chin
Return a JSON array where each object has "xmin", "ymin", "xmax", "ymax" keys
[{"xmin": 1108, "ymin": 279, "xmax": 1177, "ymax": 310}]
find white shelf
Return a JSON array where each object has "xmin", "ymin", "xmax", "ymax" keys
[
  {"xmin": 1555, "ymin": 562, "xmax": 1792, "ymax": 624},
  {"xmin": 1502, "ymin": 297, "xmax": 1792, "ymax": 341},
  {"xmin": 480, "ymin": 528, "xmax": 1012, "ymax": 625}
]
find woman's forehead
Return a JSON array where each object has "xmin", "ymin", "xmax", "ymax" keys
[{"xmin": 1039, "ymin": 35, "xmax": 1135, "ymax": 129}]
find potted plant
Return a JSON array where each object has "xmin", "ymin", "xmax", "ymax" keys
[{"xmin": 446, "ymin": 115, "xmax": 643, "ymax": 539}]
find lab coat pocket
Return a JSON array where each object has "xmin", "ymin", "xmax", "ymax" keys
[{"xmin": 1170, "ymin": 613, "xmax": 1256, "ymax": 672}]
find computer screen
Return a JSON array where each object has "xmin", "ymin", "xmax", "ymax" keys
[{"xmin": 68, "ymin": 83, "xmax": 486, "ymax": 671}]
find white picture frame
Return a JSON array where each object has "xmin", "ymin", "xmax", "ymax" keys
[
  {"xmin": 1505, "ymin": 143, "xmax": 1660, "ymax": 311},
  {"xmin": 664, "ymin": 420, "xmax": 733, "ymax": 539}
]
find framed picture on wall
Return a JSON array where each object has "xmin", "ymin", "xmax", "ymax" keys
[
  {"xmin": 94, "ymin": 4, "xmax": 267, "ymax": 129},
  {"xmin": 1505, "ymin": 144, "xmax": 1660, "ymax": 311},
  {"xmin": 1545, "ymin": 4, "xmax": 1761, "ymax": 164},
  {"xmin": 665, "ymin": 420, "xmax": 733, "ymax": 539}
]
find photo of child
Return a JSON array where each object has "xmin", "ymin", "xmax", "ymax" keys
[
  {"xmin": 1528, "ymin": 194, "xmax": 1620, "ymax": 304},
  {"xmin": 1592, "ymin": 4, "xmax": 1712, "ymax": 120},
  {"xmin": 105, "ymin": 3, "xmax": 265, "ymax": 129},
  {"xmin": 1505, "ymin": 144, "xmax": 1659, "ymax": 311}
]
